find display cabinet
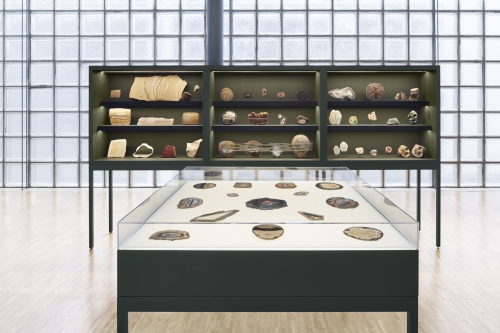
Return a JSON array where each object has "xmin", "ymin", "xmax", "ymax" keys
[{"xmin": 117, "ymin": 167, "xmax": 419, "ymax": 333}]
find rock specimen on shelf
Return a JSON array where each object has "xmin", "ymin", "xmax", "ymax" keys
[
  {"xmin": 129, "ymin": 75, "xmax": 187, "ymax": 101},
  {"xmin": 246, "ymin": 198, "xmax": 288, "ymax": 210},
  {"xmin": 370, "ymin": 149, "xmax": 377, "ymax": 157},
  {"xmin": 262, "ymin": 88, "xmax": 267, "ymax": 97},
  {"xmin": 316, "ymin": 182, "xmax": 343, "ymax": 190},
  {"xmin": 340, "ymin": 141, "xmax": 348, "ymax": 152},
  {"xmin": 333, "ymin": 145, "xmax": 341, "ymax": 155},
  {"xmin": 182, "ymin": 112, "xmax": 199, "ymax": 125},
  {"xmin": 348, "ymin": 116, "xmax": 358, "ymax": 125},
  {"xmin": 328, "ymin": 87, "xmax": 356, "ymax": 101},
  {"xmin": 107, "ymin": 139, "xmax": 127, "ymax": 158},
  {"xmin": 298, "ymin": 211, "xmax": 324, "ymax": 221},
  {"xmin": 398, "ymin": 145, "xmax": 410, "ymax": 158},
  {"xmin": 243, "ymin": 92, "xmax": 253, "ymax": 98},
  {"xmin": 193, "ymin": 85, "xmax": 200, "ymax": 92},
  {"xmin": 384, "ymin": 146, "xmax": 392, "ymax": 155},
  {"xmin": 193, "ymin": 183, "xmax": 216, "ymax": 189},
  {"xmin": 110, "ymin": 90, "xmax": 121, "ymax": 99},
  {"xmin": 368, "ymin": 111, "xmax": 377, "ymax": 123},
  {"xmin": 137, "ymin": 117, "xmax": 174, "ymax": 126},
  {"xmin": 291, "ymin": 134, "xmax": 311, "ymax": 158},
  {"xmin": 220, "ymin": 87, "xmax": 234, "ymax": 101},
  {"xmin": 248, "ymin": 112, "xmax": 269, "ymax": 125},
  {"xmin": 181, "ymin": 92, "xmax": 191, "ymax": 101},
  {"xmin": 387, "ymin": 118, "xmax": 400, "ymax": 125},
  {"xmin": 234, "ymin": 182, "xmax": 252, "ymax": 188},
  {"xmin": 218, "ymin": 140, "xmax": 236, "ymax": 158},
  {"xmin": 245, "ymin": 140, "xmax": 262, "ymax": 157},
  {"xmin": 177, "ymin": 197, "xmax": 203, "ymax": 209},
  {"xmin": 296, "ymin": 90, "xmax": 308, "ymax": 101},
  {"xmin": 133, "ymin": 143, "xmax": 154, "ymax": 158},
  {"xmin": 221, "ymin": 111, "xmax": 237, "ymax": 125},
  {"xmin": 204, "ymin": 171, "xmax": 223, "ymax": 177},
  {"xmin": 227, "ymin": 193, "xmax": 239, "ymax": 197},
  {"xmin": 149, "ymin": 230, "xmax": 190, "ymax": 241},
  {"xmin": 343, "ymin": 227, "xmax": 383, "ymax": 241},
  {"xmin": 275, "ymin": 182, "xmax": 297, "ymax": 189},
  {"xmin": 366, "ymin": 83, "xmax": 385, "ymax": 101},
  {"xmin": 186, "ymin": 139, "xmax": 202, "ymax": 158},
  {"xmin": 190, "ymin": 210, "xmax": 239, "ymax": 222},
  {"xmin": 161, "ymin": 145, "xmax": 176, "ymax": 158},
  {"xmin": 412, "ymin": 144, "xmax": 426, "ymax": 158},
  {"xmin": 355, "ymin": 147, "xmax": 364, "ymax": 155},
  {"xmin": 252, "ymin": 224, "xmax": 284, "ymax": 240},
  {"xmin": 294, "ymin": 191, "xmax": 309, "ymax": 196},
  {"xmin": 278, "ymin": 114, "xmax": 287, "ymax": 125},
  {"xmin": 296, "ymin": 115, "xmax": 309, "ymax": 125},
  {"xmin": 409, "ymin": 88, "xmax": 419, "ymax": 101},
  {"xmin": 395, "ymin": 92, "xmax": 407, "ymax": 101},
  {"xmin": 329, "ymin": 110, "xmax": 342, "ymax": 125},
  {"xmin": 109, "ymin": 108, "xmax": 131, "ymax": 125},
  {"xmin": 271, "ymin": 144, "xmax": 283, "ymax": 158},
  {"xmin": 326, "ymin": 197, "xmax": 359, "ymax": 209},
  {"xmin": 277, "ymin": 92, "xmax": 286, "ymax": 99},
  {"xmin": 407, "ymin": 110, "xmax": 418, "ymax": 124}
]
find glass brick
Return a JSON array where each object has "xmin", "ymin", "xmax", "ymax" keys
[
  {"xmin": 333, "ymin": 37, "xmax": 357, "ymax": 60},
  {"xmin": 486, "ymin": 38, "xmax": 500, "ymax": 61},
  {"xmin": 384, "ymin": 170, "xmax": 407, "ymax": 187},
  {"xmin": 359, "ymin": 37, "xmax": 382, "ymax": 61},
  {"xmin": 157, "ymin": 38, "xmax": 179, "ymax": 60},
  {"xmin": 105, "ymin": 170, "xmax": 128, "ymax": 187},
  {"xmin": 4, "ymin": 163, "xmax": 26, "ymax": 187},
  {"xmin": 232, "ymin": 37, "xmax": 256, "ymax": 61},
  {"xmin": 56, "ymin": 163, "xmax": 78, "ymax": 187},
  {"xmin": 385, "ymin": 0, "xmax": 407, "ymax": 9},
  {"xmin": 55, "ymin": 13, "xmax": 79, "ymax": 36},
  {"xmin": 232, "ymin": 12, "xmax": 255, "ymax": 35},
  {"xmin": 81, "ymin": 0, "xmax": 104, "ymax": 10},
  {"xmin": 81, "ymin": 167, "xmax": 104, "ymax": 187},
  {"xmin": 258, "ymin": 12, "xmax": 280, "ymax": 35},
  {"xmin": 5, "ymin": 62, "xmax": 26, "ymax": 86},
  {"xmin": 438, "ymin": 38, "xmax": 458, "ymax": 60},
  {"xmin": 333, "ymin": 0, "xmax": 356, "ymax": 10},
  {"xmin": 30, "ymin": 88, "xmax": 53, "ymax": 111},
  {"xmin": 438, "ymin": 13, "xmax": 458, "ymax": 36},
  {"xmin": 485, "ymin": 164, "xmax": 500, "ymax": 186},
  {"xmin": 5, "ymin": 138, "xmax": 26, "ymax": 162},
  {"xmin": 81, "ymin": 62, "xmax": 103, "ymax": 86},
  {"xmin": 181, "ymin": 37, "xmax": 205, "ymax": 61},
  {"xmin": 409, "ymin": 13, "xmax": 432, "ymax": 35},
  {"xmin": 56, "ymin": 63, "xmax": 79, "ymax": 86},
  {"xmin": 131, "ymin": 170, "xmax": 154, "ymax": 187},
  {"xmin": 308, "ymin": 37, "xmax": 332, "ymax": 60},
  {"xmin": 408, "ymin": 37, "xmax": 432, "ymax": 61},
  {"xmin": 441, "ymin": 113, "xmax": 458, "ymax": 136},
  {"xmin": 486, "ymin": 114, "xmax": 500, "ymax": 136},
  {"xmin": 257, "ymin": 37, "xmax": 281, "ymax": 61},
  {"xmin": 441, "ymin": 88, "xmax": 458, "ymax": 111},
  {"xmin": 385, "ymin": 13, "xmax": 407, "ymax": 35},
  {"xmin": 309, "ymin": 12, "xmax": 332, "ymax": 35},
  {"xmin": 334, "ymin": 12, "xmax": 357, "ymax": 35},
  {"xmin": 486, "ymin": 139, "xmax": 500, "ymax": 161},
  {"xmin": 56, "ymin": 113, "xmax": 79, "ymax": 136},
  {"xmin": 223, "ymin": 12, "xmax": 229, "ymax": 35},
  {"xmin": 80, "ymin": 88, "xmax": 89, "ymax": 111},
  {"xmin": 31, "ymin": 38, "xmax": 53, "ymax": 61},
  {"xmin": 283, "ymin": 12, "xmax": 306, "ymax": 35},
  {"xmin": 80, "ymin": 113, "xmax": 89, "ymax": 136},
  {"xmin": 55, "ymin": 138, "xmax": 79, "ymax": 162},
  {"xmin": 385, "ymin": 38, "xmax": 408, "ymax": 61},
  {"xmin": 131, "ymin": 0, "xmax": 154, "ymax": 9},
  {"xmin": 460, "ymin": 113, "xmax": 483, "ymax": 137},
  {"xmin": 232, "ymin": 0, "xmax": 255, "ymax": 10},
  {"xmin": 31, "ymin": 113, "xmax": 53, "ymax": 136},
  {"xmin": 441, "ymin": 164, "xmax": 457, "ymax": 187},
  {"xmin": 359, "ymin": 0, "xmax": 381, "ymax": 9},
  {"xmin": 156, "ymin": 0, "xmax": 179, "ymax": 9},
  {"xmin": 181, "ymin": 0, "xmax": 205, "ymax": 9},
  {"xmin": 131, "ymin": 12, "xmax": 153, "ymax": 35},
  {"xmin": 55, "ymin": 88, "xmax": 79, "ymax": 111},
  {"xmin": 485, "ymin": 0, "xmax": 500, "ymax": 10},
  {"xmin": 5, "ymin": 37, "xmax": 28, "ymax": 61},
  {"xmin": 105, "ymin": 37, "xmax": 129, "ymax": 61},
  {"xmin": 283, "ymin": 0, "xmax": 306, "ymax": 9},
  {"xmin": 359, "ymin": 13, "xmax": 382, "ymax": 35},
  {"xmin": 30, "ymin": 138, "xmax": 53, "ymax": 162},
  {"xmin": 31, "ymin": 0, "xmax": 54, "ymax": 10},
  {"xmin": 157, "ymin": 12, "xmax": 180, "ymax": 35},
  {"xmin": 31, "ymin": 13, "xmax": 54, "ymax": 35},
  {"xmin": 440, "ymin": 63, "xmax": 458, "ymax": 86},
  {"xmin": 81, "ymin": 139, "xmax": 89, "ymax": 162},
  {"xmin": 56, "ymin": 37, "xmax": 79, "ymax": 60},
  {"xmin": 106, "ymin": 12, "xmax": 129, "ymax": 35},
  {"xmin": 441, "ymin": 139, "xmax": 458, "ymax": 161},
  {"xmin": 5, "ymin": 88, "xmax": 25, "ymax": 111},
  {"xmin": 80, "ymin": 13, "xmax": 104, "ymax": 35},
  {"xmin": 460, "ymin": 38, "xmax": 483, "ymax": 61},
  {"xmin": 283, "ymin": 37, "xmax": 306, "ymax": 60},
  {"xmin": 460, "ymin": 13, "xmax": 482, "ymax": 36},
  {"xmin": 81, "ymin": 38, "xmax": 104, "ymax": 60},
  {"xmin": 56, "ymin": 0, "xmax": 79, "ymax": 9},
  {"xmin": 461, "ymin": 63, "xmax": 482, "ymax": 86},
  {"xmin": 309, "ymin": 0, "xmax": 331, "ymax": 9},
  {"xmin": 485, "ymin": 63, "xmax": 500, "ymax": 86},
  {"xmin": 410, "ymin": 170, "xmax": 433, "ymax": 187},
  {"xmin": 30, "ymin": 164, "xmax": 53, "ymax": 187},
  {"xmin": 460, "ymin": 164, "xmax": 482, "ymax": 186},
  {"xmin": 358, "ymin": 170, "xmax": 382, "ymax": 187},
  {"xmin": 258, "ymin": 0, "xmax": 280, "ymax": 9},
  {"xmin": 223, "ymin": 37, "xmax": 230, "ymax": 61},
  {"xmin": 438, "ymin": 0, "xmax": 458, "ymax": 10},
  {"xmin": 486, "ymin": 13, "xmax": 500, "ymax": 37},
  {"xmin": 5, "ymin": 13, "xmax": 27, "ymax": 35},
  {"xmin": 106, "ymin": 0, "xmax": 129, "ymax": 9},
  {"xmin": 460, "ymin": 0, "xmax": 482, "ymax": 10},
  {"xmin": 5, "ymin": 113, "xmax": 25, "ymax": 136},
  {"xmin": 156, "ymin": 170, "xmax": 178, "ymax": 186},
  {"xmin": 460, "ymin": 138, "xmax": 483, "ymax": 161},
  {"xmin": 460, "ymin": 87, "xmax": 483, "ymax": 111}
]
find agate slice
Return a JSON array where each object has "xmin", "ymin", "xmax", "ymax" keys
[
  {"xmin": 245, "ymin": 140, "xmax": 262, "ymax": 157},
  {"xmin": 387, "ymin": 118, "xmax": 400, "ymax": 125},
  {"xmin": 161, "ymin": 145, "xmax": 176, "ymax": 158},
  {"xmin": 329, "ymin": 110, "xmax": 342, "ymax": 125},
  {"xmin": 149, "ymin": 230, "xmax": 190, "ymax": 241},
  {"xmin": 395, "ymin": 92, "xmax": 407, "ymax": 101},
  {"xmin": 227, "ymin": 193, "xmax": 239, "ymax": 197},
  {"xmin": 294, "ymin": 191, "xmax": 309, "ymax": 196},
  {"xmin": 398, "ymin": 145, "xmax": 410, "ymax": 158},
  {"xmin": 298, "ymin": 211, "xmax": 324, "ymax": 221},
  {"xmin": 107, "ymin": 139, "xmax": 127, "ymax": 158},
  {"xmin": 412, "ymin": 144, "xmax": 426, "ymax": 158},
  {"xmin": 316, "ymin": 182, "xmax": 343, "ymax": 190},
  {"xmin": 193, "ymin": 183, "xmax": 216, "ymax": 189},
  {"xmin": 366, "ymin": 83, "xmax": 385, "ymax": 101},
  {"xmin": 407, "ymin": 110, "xmax": 418, "ymax": 124},
  {"xmin": 248, "ymin": 112, "xmax": 269, "ymax": 125},
  {"xmin": 137, "ymin": 117, "xmax": 173, "ymax": 126},
  {"xmin": 186, "ymin": 139, "xmax": 202, "ymax": 157},
  {"xmin": 220, "ymin": 87, "xmax": 234, "ymax": 101},
  {"xmin": 177, "ymin": 197, "xmax": 203, "ymax": 209},
  {"xmin": 246, "ymin": 198, "xmax": 288, "ymax": 210},
  {"xmin": 109, "ymin": 108, "xmax": 131, "ymax": 125},
  {"xmin": 234, "ymin": 182, "xmax": 252, "ymax": 188},
  {"xmin": 296, "ymin": 115, "xmax": 309, "ymax": 125},
  {"xmin": 110, "ymin": 90, "xmax": 121, "ymax": 99},
  {"xmin": 218, "ymin": 140, "xmax": 236, "ymax": 158},
  {"xmin": 275, "ymin": 182, "xmax": 297, "ymax": 189},
  {"xmin": 252, "ymin": 224, "xmax": 284, "ymax": 240},
  {"xmin": 291, "ymin": 134, "xmax": 311, "ymax": 158},
  {"xmin": 296, "ymin": 90, "xmax": 308, "ymax": 101},
  {"xmin": 221, "ymin": 111, "xmax": 237, "ymax": 125},
  {"xmin": 409, "ymin": 88, "xmax": 419, "ymax": 101},
  {"xmin": 328, "ymin": 87, "xmax": 356, "ymax": 101},
  {"xmin": 326, "ymin": 197, "xmax": 359, "ymax": 209},
  {"xmin": 190, "ymin": 210, "xmax": 239, "ymax": 222},
  {"xmin": 133, "ymin": 143, "xmax": 154, "ymax": 158},
  {"xmin": 343, "ymin": 227, "xmax": 383, "ymax": 241},
  {"xmin": 182, "ymin": 112, "xmax": 199, "ymax": 125},
  {"xmin": 277, "ymin": 92, "xmax": 286, "ymax": 99},
  {"xmin": 348, "ymin": 116, "xmax": 358, "ymax": 125},
  {"xmin": 204, "ymin": 171, "xmax": 222, "ymax": 177}
]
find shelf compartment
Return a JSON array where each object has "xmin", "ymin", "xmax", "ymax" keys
[
  {"xmin": 94, "ymin": 157, "xmax": 203, "ymax": 162},
  {"xmin": 328, "ymin": 124, "xmax": 432, "ymax": 131},
  {"xmin": 100, "ymin": 101, "xmax": 203, "ymax": 108},
  {"xmin": 212, "ymin": 101, "xmax": 318, "ymax": 107},
  {"xmin": 327, "ymin": 101, "xmax": 429, "ymax": 108},
  {"xmin": 98, "ymin": 125, "xmax": 202, "ymax": 132},
  {"xmin": 212, "ymin": 124, "xmax": 318, "ymax": 132}
]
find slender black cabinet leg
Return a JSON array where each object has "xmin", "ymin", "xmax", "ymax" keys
[
  {"xmin": 417, "ymin": 169, "xmax": 421, "ymax": 231},
  {"xmin": 117, "ymin": 298, "xmax": 128, "ymax": 333},
  {"xmin": 89, "ymin": 168, "xmax": 94, "ymax": 249},
  {"xmin": 407, "ymin": 298, "xmax": 419, "ymax": 333},
  {"xmin": 436, "ymin": 167, "xmax": 441, "ymax": 248},
  {"xmin": 109, "ymin": 170, "xmax": 113, "ymax": 233}
]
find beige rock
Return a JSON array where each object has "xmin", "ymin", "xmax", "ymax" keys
[
  {"xmin": 109, "ymin": 108, "xmax": 131, "ymax": 125},
  {"xmin": 355, "ymin": 147, "xmax": 364, "ymax": 155},
  {"xmin": 370, "ymin": 149, "xmax": 377, "ymax": 156},
  {"xmin": 340, "ymin": 141, "xmax": 348, "ymax": 152},
  {"xmin": 220, "ymin": 87, "xmax": 234, "ymax": 101},
  {"xmin": 329, "ymin": 110, "xmax": 342, "ymax": 125},
  {"xmin": 412, "ymin": 144, "xmax": 426, "ymax": 158},
  {"xmin": 107, "ymin": 139, "xmax": 127, "ymax": 158},
  {"xmin": 385, "ymin": 146, "xmax": 392, "ymax": 154},
  {"xmin": 129, "ymin": 75, "xmax": 187, "ymax": 101},
  {"xmin": 395, "ymin": 92, "xmax": 407, "ymax": 101},
  {"xmin": 398, "ymin": 145, "xmax": 410, "ymax": 158},
  {"xmin": 137, "ymin": 117, "xmax": 173, "ymax": 126},
  {"xmin": 110, "ymin": 90, "xmax": 121, "ymax": 98},
  {"xmin": 291, "ymin": 134, "xmax": 311, "ymax": 158},
  {"xmin": 182, "ymin": 112, "xmax": 199, "ymax": 125},
  {"xmin": 368, "ymin": 111, "xmax": 377, "ymax": 123},
  {"xmin": 409, "ymin": 88, "xmax": 419, "ymax": 101},
  {"xmin": 366, "ymin": 83, "xmax": 385, "ymax": 101},
  {"xmin": 186, "ymin": 139, "xmax": 202, "ymax": 158},
  {"xmin": 348, "ymin": 116, "xmax": 358, "ymax": 125}
]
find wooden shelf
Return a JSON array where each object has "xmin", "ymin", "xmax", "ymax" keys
[
  {"xmin": 100, "ymin": 101, "xmax": 202, "ymax": 108},
  {"xmin": 212, "ymin": 124, "xmax": 318, "ymax": 132},
  {"xmin": 212, "ymin": 101, "xmax": 318, "ymax": 107},
  {"xmin": 327, "ymin": 101, "xmax": 429, "ymax": 108},
  {"xmin": 328, "ymin": 124, "xmax": 432, "ymax": 131},
  {"xmin": 98, "ymin": 125, "xmax": 202, "ymax": 132}
]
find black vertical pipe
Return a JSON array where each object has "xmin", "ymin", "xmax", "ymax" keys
[
  {"xmin": 89, "ymin": 168, "xmax": 94, "ymax": 249},
  {"xmin": 206, "ymin": 0, "xmax": 224, "ymax": 65},
  {"xmin": 109, "ymin": 170, "xmax": 113, "ymax": 233},
  {"xmin": 417, "ymin": 170, "xmax": 421, "ymax": 231}
]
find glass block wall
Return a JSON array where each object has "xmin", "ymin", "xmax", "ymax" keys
[{"xmin": 1, "ymin": 0, "xmax": 499, "ymax": 187}]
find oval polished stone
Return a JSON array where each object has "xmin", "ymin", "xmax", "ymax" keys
[{"xmin": 252, "ymin": 224, "xmax": 284, "ymax": 240}]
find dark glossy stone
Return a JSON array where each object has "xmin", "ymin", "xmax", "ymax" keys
[
  {"xmin": 326, "ymin": 197, "xmax": 359, "ymax": 209},
  {"xmin": 177, "ymin": 197, "xmax": 203, "ymax": 209},
  {"xmin": 193, "ymin": 183, "xmax": 216, "ymax": 189},
  {"xmin": 252, "ymin": 224, "xmax": 284, "ymax": 240},
  {"xmin": 315, "ymin": 182, "xmax": 343, "ymax": 190},
  {"xmin": 246, "ymin": 198, "xmax": 288, "ymax": 210}
]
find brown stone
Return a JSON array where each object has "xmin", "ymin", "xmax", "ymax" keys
[{"xmin": 161, "ymin": 145, "xmax": 176, "ymax": 158}]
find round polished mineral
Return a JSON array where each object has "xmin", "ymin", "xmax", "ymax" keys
[{"xmin": 252, "ymin": 224, "xmax": 284, "ymax": 240}]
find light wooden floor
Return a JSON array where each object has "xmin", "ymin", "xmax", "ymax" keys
[{"xmin": 0, "ymin": 187, "xmax": 499, "ymax": 333}]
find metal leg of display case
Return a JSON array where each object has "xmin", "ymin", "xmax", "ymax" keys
[
  {"xmin": 109, "ymin": 170, "xmax": 113, "ymax": 233},
  {"xmin": 89, "ymin": 168, "xmax": 94, "ymax": 249},
  {"xmin": 417, "ymin": 169, "xmax": 421, "ymax": 231},
  {"xmin": 436, "ymin": 168, "xmax": 441, "ymax": 248}
]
